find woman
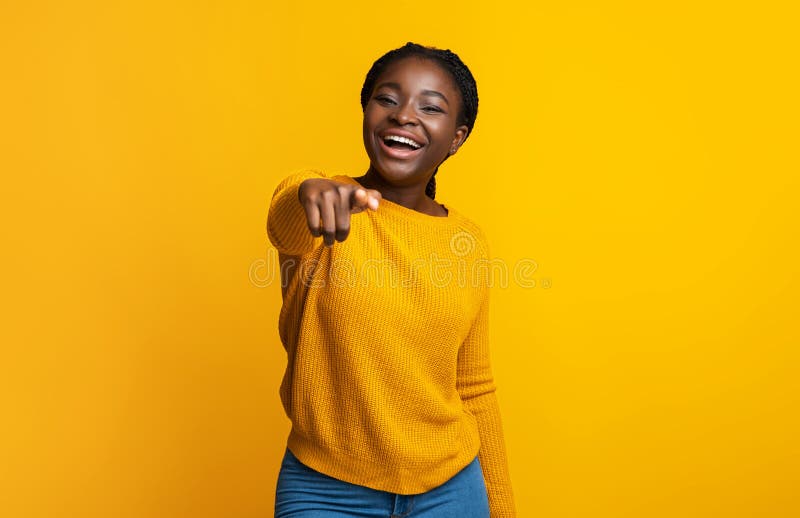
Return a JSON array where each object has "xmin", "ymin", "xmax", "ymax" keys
[{"xmin": 267, "ymin": 42, "xmax": 516, "ymax": 517}]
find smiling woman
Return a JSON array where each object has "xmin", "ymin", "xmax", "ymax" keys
[
  {"xmin": 358, "ymin": 44, "xmax": 479, "ymax": 208},
  {"xmin": 267, "ymin": 42, "xmax": 516, "ymax": 517},
  {"xmin": 359, "ymin": 56, "xmax": 468, "ymax": 200}
]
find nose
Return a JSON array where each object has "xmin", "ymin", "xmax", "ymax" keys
[{"xmin": 390, "ymin": 100, "xmax": 417, "ymax": 125}]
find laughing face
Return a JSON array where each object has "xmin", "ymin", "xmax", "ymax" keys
[{"xmin": 362, "ymin": 56, "xmax": 469, "ymax": 188}]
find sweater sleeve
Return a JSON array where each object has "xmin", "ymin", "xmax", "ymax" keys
[
  {"xmin": 456, "ymin": 251, "xmax": 517, "ymax": 517},
  {"xmin": 266, "ymin": 169, "xmax": 326, "ymax": 256}
]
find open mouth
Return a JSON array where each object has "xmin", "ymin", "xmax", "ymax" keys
[
  {"xmin": 379, "ymin": 134, "xmax": 424, "ymax": 158},
  {"xmin": 383, "ymin": 134, "xmax": 423, "ymax": 150}
]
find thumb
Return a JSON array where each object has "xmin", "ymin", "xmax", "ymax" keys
[
  {"xmin": 351, "ymin": 187, "xmax": 381, "ymax": 213},
  {"xmin": 366, "ymin": 189, "xmax": 381, "ymax": 210}
]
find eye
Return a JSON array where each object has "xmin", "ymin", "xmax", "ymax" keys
[
  {"xmin": 375, "ymin": 95, "xmax": 396, "ymax": 105},
  {"xmin": 422, "ymin": 105, "xmax": 444, "ymax": 113}
]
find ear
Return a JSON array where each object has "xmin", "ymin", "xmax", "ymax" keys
[{"xmin": 449, "ymin": 125, "xmax": 469, "ymax": 156}]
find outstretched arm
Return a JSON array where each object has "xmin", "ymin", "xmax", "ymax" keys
[{"xmin": 267, "ymin": 170, "xmax": 381, "ymax": 255}]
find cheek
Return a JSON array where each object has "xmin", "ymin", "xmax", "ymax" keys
[
  {"xmin": 363, "ymin": 103, "xmax": 384, "ymax": 123},
  {"xmin": 362, "ymin": 112, "xmax": 377, "ymax": 137},
  {"xmin": 431, "ymin": 124, "xmax": 456, "ymax": 149},
  {"xmin": 431, "ymin": 116, "xmax": 457, "ymax": 136}
]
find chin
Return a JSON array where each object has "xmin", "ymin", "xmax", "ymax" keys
[{"xmin": 373, "ymin": 160, "xmax": 422, "ymax": 181}]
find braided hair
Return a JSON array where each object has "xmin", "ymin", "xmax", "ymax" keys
[{"xmin": 360, "ymin": 42, "xmax": 479, "ymax": 200}]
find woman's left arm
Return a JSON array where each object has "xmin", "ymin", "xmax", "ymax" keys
[{"xmin": 457, "ymin": 263, "xmax": 517, "ymax": 517}]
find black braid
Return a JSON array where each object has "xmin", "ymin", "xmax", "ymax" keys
[
  {"xmin": 426, "ymin": 167, "xmax": 438, "ymax": 199},
  {"xmin": 360, "ymin": 42, "xmax": 479, "ymax": 200}
]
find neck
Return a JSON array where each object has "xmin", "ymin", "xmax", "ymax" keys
[{"xmin": 356, "ymin": 167, "xmax": 436, "ymax": 213}]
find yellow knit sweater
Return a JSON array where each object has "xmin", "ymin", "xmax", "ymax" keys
[{"xmin": 267, "ymin": 169, "xmax": 516, "ymax": 517}]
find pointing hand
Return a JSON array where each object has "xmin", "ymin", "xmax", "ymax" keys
[{"xmin": 298, "ymin": 179, "xmax": 382, "ymax": 246}]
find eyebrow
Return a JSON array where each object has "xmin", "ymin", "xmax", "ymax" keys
[{"xmin": 374, "ymin": 81, "xmax": 450, "ymax": 105}]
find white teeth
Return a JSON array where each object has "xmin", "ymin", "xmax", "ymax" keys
[{"xmin": 384, "ymin": 135, "xmax": 422, "ymax": 149}]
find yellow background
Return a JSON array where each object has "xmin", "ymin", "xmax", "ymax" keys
[{"xmin": 2, "ymin": 1, "xmax": 798, "ymax": 517}]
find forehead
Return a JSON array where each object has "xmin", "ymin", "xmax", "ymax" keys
[{"xmin": 374, "ymin": 56, "xmax": 460, "ymax": 97}]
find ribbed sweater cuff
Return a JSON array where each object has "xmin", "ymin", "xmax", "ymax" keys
[{"xmin": 267, "ymin": 169, "xmax": 326, "ymax": 256}]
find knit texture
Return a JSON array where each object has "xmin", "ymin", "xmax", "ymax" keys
[{"xmin": 267, "ymin": 169, "xmax": 516, "ymax": 517}]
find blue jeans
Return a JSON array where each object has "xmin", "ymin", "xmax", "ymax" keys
[{"xmin": 275, "ymin": 447, "xmax": 490, "ymax": 517}]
